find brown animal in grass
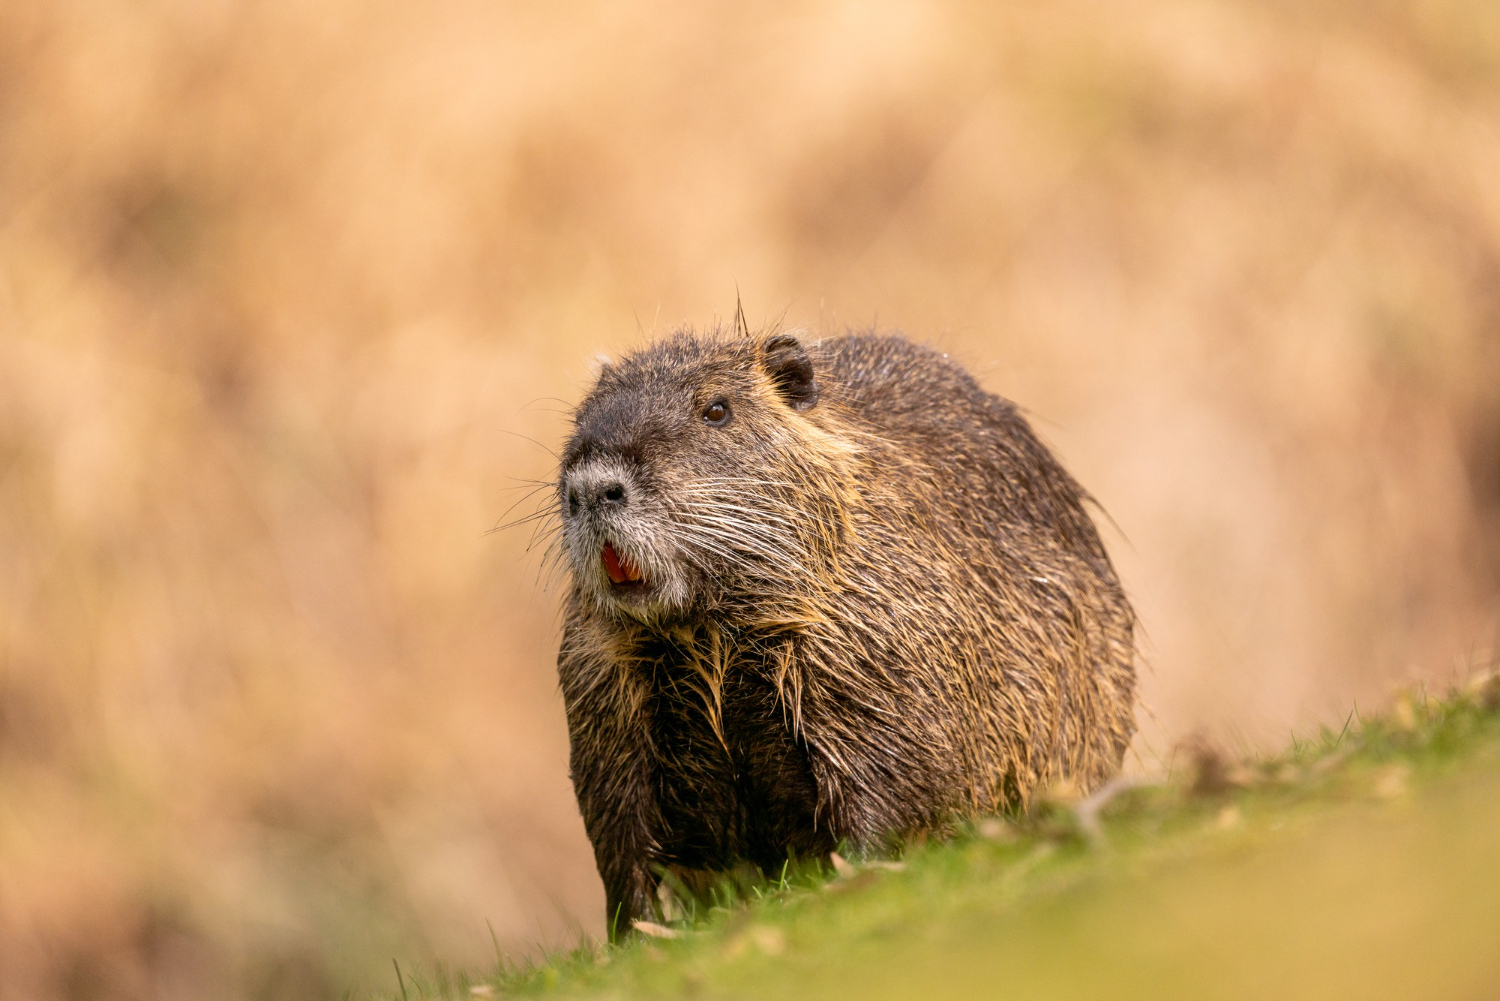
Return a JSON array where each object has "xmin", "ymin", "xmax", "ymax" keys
[{"xmin": 551, "ymin": 326, "xmax": 1135, "ymax": 936}]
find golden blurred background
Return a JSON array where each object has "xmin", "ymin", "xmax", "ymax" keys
[{"xmin": 1, "ymin": 1, "xmax": 1497, "ymax": 997}]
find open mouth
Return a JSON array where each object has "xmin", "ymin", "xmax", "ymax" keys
[{"xmin": 601, "ymin": 542, "xmax": 645, "ymax": 588}]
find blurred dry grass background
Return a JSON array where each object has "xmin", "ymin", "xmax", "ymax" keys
[{"xmin": 1, "ymin": 1, "xmax": 1497, "ymax": 997}]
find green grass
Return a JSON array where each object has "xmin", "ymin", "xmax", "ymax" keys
[{"xmin": 395, "ymin": 678, "xmax": 1500, "ymax": 1000}]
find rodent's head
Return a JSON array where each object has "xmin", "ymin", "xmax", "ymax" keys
[{"xmin": 558, "ymin": 329, "xmax": 835, "ymax": 625}]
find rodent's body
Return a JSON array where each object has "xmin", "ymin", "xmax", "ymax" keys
[{"xmin": 555, "ymin": 329, "xmax": 1134, "ymax": 934}]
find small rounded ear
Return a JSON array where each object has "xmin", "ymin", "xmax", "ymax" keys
[{"xmin": 761, "ymin": 334, "xmax": 819, "ymax": 411}]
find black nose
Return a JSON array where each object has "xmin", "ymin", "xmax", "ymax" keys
[{"xmin": 567, "ymin": 470, "xmax": 630, "ymax": 514}]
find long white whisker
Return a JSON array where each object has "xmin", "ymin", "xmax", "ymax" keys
[
  {"xmin": 670, "ymin": 526, "xmax": 809, "ymax": 576},
  {"xmin": 675, "ymin": 510, "xmax": 806, "ymax": 541}
]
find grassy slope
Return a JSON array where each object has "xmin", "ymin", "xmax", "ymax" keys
[{"xmin": 402, "ymin": 681, "xmax": 1500, "ymax": 1001}]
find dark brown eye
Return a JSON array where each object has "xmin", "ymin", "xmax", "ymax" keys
[{"xmin": 702, "ymin": 399, "xmax": 731, "ymax": 425}]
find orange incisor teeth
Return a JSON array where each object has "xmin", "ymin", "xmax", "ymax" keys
[{"xmin": 602, "ymin": 543, "xmax": 642, "ymax": 584}]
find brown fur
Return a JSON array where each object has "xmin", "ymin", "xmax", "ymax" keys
[{"xmin": 550, "ymin": 327, "xmax": 1135, "ymax": 936}]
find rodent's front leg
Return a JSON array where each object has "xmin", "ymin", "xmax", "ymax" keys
[
  {"xmin": 567, "ymin": 718, "xmax": 663, "ymax": 939},
  {"xmin": 559, "ymin": 635, "xmax": 664, "ymax": 939},
  {"xmin": 598, "ymin": 847, "xmax": 657, "ymax": 940}
]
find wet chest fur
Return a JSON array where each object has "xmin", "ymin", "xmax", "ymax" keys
[{"xmin": 637, "ymin": 643, "xmax": 832, "ymax": 873}]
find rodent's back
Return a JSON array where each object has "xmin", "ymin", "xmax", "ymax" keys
[
  {"xmin": 791, "ymin": 333, "xmax": 1135, "ymax": 809},
  {"xmin": 817, "ymin": 333, "xmax": 1119, "ymax": 572}
]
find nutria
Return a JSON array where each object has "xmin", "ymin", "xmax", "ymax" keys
[{"xmin": 552, "ymin": 325, "xmax": 1135, "ymax": 936}]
